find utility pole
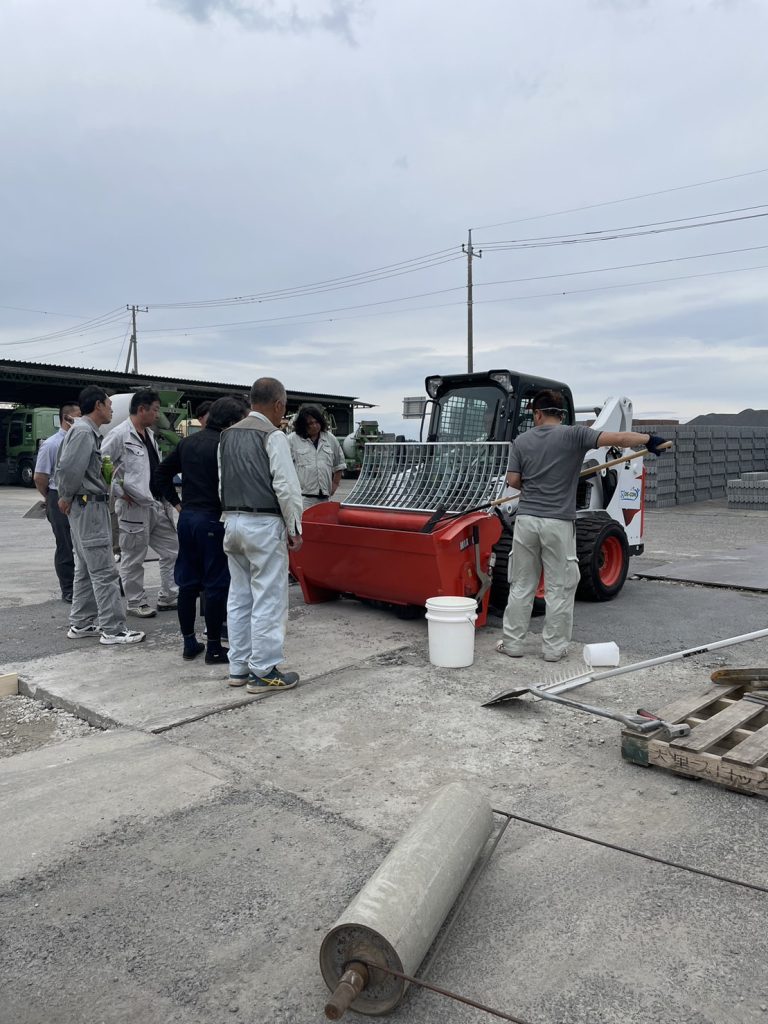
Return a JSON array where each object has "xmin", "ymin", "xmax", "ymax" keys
[
  {"xmin": 462, "ymin": 229, "xmax": 482, "ymax": 373},
  {"xmin": 124, "ymin": 304, "xmax": 148, "ymax": 374}
]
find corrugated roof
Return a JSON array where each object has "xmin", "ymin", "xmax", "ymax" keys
[{"xmin": 0, "ymin": 358, "xmax": 358, "ymax": 403}]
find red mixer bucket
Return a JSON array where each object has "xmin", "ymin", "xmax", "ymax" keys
[{"xmin": 289, "ymin": 501, "xmax": 502, "ymax": 627}]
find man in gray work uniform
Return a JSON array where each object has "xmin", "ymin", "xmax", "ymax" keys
[
  {"xmin": 56, "ymin": 385, "xmax": 145, "ymax": 646},
  {"xmin": 499, "ymin": 389, "xmax": 667, "ymax": 662}
]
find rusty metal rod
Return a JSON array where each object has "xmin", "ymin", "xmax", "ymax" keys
[{"xmin": 356, "ymin": 958, "xmax": 535, "ymax": 1024}]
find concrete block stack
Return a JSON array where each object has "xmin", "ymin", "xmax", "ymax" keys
[
  {"xmin": 637, "ymin": 425, "xmax": 768, "ymax": 508},
  {"xmin": 727, "ymin": 471, "xmax": 768, "ymax": 511}
]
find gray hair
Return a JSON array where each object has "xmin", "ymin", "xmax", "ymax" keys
[{"xmin": 249, "ymin": 377, "xmax": 286, "ymax": 407}]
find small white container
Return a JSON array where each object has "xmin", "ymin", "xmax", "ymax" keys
[
  {"xmin": 583, "ymin": 642, "xmax": 620, "ymax": 668},
  {"xmin": 424, "ymin": 596, "xmax": 478, "ymax": 668}
]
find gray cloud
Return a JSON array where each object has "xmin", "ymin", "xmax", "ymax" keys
[{"xmin": 159, "ymin": 0, "xmax": 365, "ymax": 43}]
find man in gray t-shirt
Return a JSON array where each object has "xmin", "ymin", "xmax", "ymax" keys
[{"xmin": 498, "ymin": 389, "xmax": 666, "ymax": 663}]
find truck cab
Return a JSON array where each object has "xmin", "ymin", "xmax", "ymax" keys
[{"xmin": 0, "ymin": 406, "xmax": 59, "ymax": 486}]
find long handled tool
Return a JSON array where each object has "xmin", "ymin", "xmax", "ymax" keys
[
  {"xmin": 422, "ymin": 442, "xmax": 674, "ymax": 532},
  {"xmin": 526, "ymin": 686, "xmax": 691, "ymax": 739},
  {"xmin": 482, "ymin": 626, "xmax": 768, "ymax": 707},
  {"xmin": 578, "ymin": 439, "xmax": 672, "ymax": 478}
]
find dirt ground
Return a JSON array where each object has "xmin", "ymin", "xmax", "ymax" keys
[{"xmin": 0, "ymin": 694, "xmax": 94, "ymax": 758}]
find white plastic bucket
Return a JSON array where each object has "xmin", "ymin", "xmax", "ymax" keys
[
  {"xmin": 583, "ymin": 641, "xmax": 620, "ymax": 668},
  {"xmin": 425, "ymin": 596, "xmax": 478, "ymax": 668}
]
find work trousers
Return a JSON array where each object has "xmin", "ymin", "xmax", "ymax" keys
[
  {"xmin": 46, "ymin": 489, "xmax": 74, "ymax": 599},
  {"xmin": 69, "ymin": 499, "xmax": 126, "ymax": 634},
  {"xmin": 175, "ymin": 510, "xmax": 230, "ymax": 639},
  {"xmin": 502, "ymin": 515, "xmax": 581, "ymax": 658},
  {"xmin": 223, "ymin": 513, "xmax": 289, "ymax": 677},
  {"xmin": 117, "ymin": 499, "xmax": 179, "ymax": 608}
]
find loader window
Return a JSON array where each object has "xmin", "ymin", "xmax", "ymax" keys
[{"xmin": 434, "ymin": 387, "xmax": 503, "ymax": 442}]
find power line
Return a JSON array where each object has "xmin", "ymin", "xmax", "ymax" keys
[
  {"xmin": 0, "ymin": 307, "xmax": 127, "ymax": 347},
  {"xmin": 139, "ymin": 261, "xmax": 768, "ymax": 337},
  {"xmin": 473, "ymin": 165, "xmax": 768, "ymax": 231},
  {"xmin": 0, "ymin": 304, "xmax": 87, "ymax": 319},
  {"xmin": 146, "ymin": 247, "xmax": 463, "ymax": 310},
  {"xmin": 30, "ymin": 332, "xmax": 129, "ymax": 361},
  {"xmin": 476, "ymin": 242, "xmax": 768, "ymax": 290},
  {"xmin": 480, "ymin": 206, "xmax": 768, "ymax": 251}
]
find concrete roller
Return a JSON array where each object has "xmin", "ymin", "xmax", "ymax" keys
[{"xmin": 320, "ymin": 781, "xmax": 493, "ymax": 1018}]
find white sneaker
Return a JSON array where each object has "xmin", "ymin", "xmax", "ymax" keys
[
  {"xmin": 127, "ymin": 604, "xmax": 156, "ymax": 618},
  {"xmin": 67, "ymin": 624, "xmax": 100, "ymax": 639},
  {"xmin": 100, "ymin": 629, "xmax": 146, "ymax": 646},
  {"xmin": 156, "ymin": 599, "xmax": 177, "ymax": 611}
]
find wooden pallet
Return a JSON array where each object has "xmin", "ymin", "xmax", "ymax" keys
[{"xmin": 621, "ymin": 677, "xmax": 768, "ymax": 797}]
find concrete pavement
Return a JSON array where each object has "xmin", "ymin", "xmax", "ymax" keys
[{"xmin": 1, "ymin": 485, "xmax": 768, "ymax": 1024}]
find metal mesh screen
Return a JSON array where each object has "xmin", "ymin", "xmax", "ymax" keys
[{"xmin": 343, "ymin": 442, "xmax": 510, "ymax": 513}]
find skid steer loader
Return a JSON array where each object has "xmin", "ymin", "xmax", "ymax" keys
[
  {"xmin": 290, "ymin": 369, "xmax": 645, "ymax": 623},
  {"xmin": 420, "ymin": 370, "xmax": 644, "ymax": 613}
]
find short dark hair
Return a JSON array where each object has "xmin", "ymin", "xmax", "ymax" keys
[
  {"xmin": 59, "ymin": 402, "xmax": 80, "ymax": 424},
  {"xmin": 195, "ymin": 400, "xmax": 212, "ymax": 421},
  {"xmin": 130, "ymin": 389, "xmax": 160, "ymax": 415},
  {"xmin": 77, "ymin": 386, "xmax": 108, "ymax": 415},
  {"xmin": 293, "ymin": 404, "xmax": 328, "ymax": 438},
  {"xmin": 249, "ymin": 377, "xmax": 286, "ymax": 407},
  {"xmin": 207, "ymin": 396, "xmax": 249, "ymax": 432},
  {"xmin": 532, "ymin": 389, "xmax": 565, "ymax": 416}
]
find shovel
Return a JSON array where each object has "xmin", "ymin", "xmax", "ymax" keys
[{"xmin": 482, "ymin": 627, "xmax": 768, "ymax": 707}]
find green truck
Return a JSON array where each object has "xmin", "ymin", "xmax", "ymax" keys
[{"xmin": 0, "ymin": 405, "xmax": 60, "ymax": 486}]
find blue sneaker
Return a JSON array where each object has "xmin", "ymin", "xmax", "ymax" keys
[
  {"xmin": 246, "ymin": 668, "xmax": 299, "ymax": 694},
  {"xmin": 227, "ymin": 673, "xmax": 249, "ymax": 688}
]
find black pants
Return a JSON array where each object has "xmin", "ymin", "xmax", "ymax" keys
[
  {"xmin": 46, "ymin": 489, "xmax": 75, "ymax": 599},
  {"xmin": 174, "ymin": 510, "xmax": 230, "ymax": 641}
]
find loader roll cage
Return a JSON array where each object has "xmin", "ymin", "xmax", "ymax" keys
[{"xmin": 423, "ymin": 370, "xmax": 575, "ymax": 445}]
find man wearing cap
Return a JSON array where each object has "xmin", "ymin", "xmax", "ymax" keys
[{"xmin": 498, "ymin": 389, "xmax": 667, "ymax": 663}]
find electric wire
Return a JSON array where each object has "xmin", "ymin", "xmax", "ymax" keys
[
  {"xmin": 1, "ymin": 308, "xmax": 127, "ymax": 347},
  {"xmin": 139, "ymin": 260, "xmax": 768, "ymax": 336},
  {"xmin": 473, "ymin": 165, "xmax": 768, "ymax": 231},
  {"xmin": 32, "ymin": 333, "xmax": 129, "ymax": 361},
  {"xmin": 0, "ymin": 304, "xmax": 87, "ymax": 319},
  {"xmin": 147, "ymin": 248, "xmax": 463, "ymax": 310},
  {"xmin": 480, "ymin": 206, "xmax": 768, "ymax": 251}
]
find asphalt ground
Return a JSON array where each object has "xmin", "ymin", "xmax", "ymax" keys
[{"xmin": 1, "ymin": 486, "xmax": 768, "ymax": 1024}]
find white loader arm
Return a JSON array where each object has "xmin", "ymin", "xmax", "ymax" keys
[{"xmin": 580, "ymin": 395, "xmax": 645, "ymax": 548}]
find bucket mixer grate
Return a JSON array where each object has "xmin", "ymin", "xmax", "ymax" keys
[{"xmin": 343, "ymin": 442, "xmax": 510, "ymax": 514}]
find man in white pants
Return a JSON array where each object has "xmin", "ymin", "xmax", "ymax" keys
[
  {"xmin": 218, "ymin": 377, "xmax": 304, "ymax": 694},
  {"xmin": 499, "ymin": 389, "xmax": 667, "ymax": 662},
  {"xmin": 101, "ymin": 389, "xmax": 179, "ymax": 618}
]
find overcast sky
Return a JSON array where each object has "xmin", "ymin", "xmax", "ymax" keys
[{"xmin": 1, "ymin": 0, "xmax": 767, "ymax": 433}]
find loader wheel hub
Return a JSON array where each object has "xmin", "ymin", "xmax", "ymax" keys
[{"xmin": 598, "ymin": 535, "xmax": 624, "ymax": 587}]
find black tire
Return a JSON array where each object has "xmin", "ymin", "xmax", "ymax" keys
[
  {"xmin": 19, "ymin": 458, "xmax": 35, "ymax": 487},
  {"xmin": 489, "ymin": 525, "xmax": 545, "ymax": 616},
  {"xmin": 575, "ymin": 515, "xmax": 629, "ymax": 601}
]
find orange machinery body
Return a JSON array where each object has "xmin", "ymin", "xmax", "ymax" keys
[{"xmin": 289, "ymin": 502, "xmax": 502, "ymax": 628}]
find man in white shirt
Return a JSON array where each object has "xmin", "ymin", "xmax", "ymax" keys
[
  {"xmin": 34, "ymin": 402, "xmax": 81, "ymax": 601},
  {"xmin": 218, "ymin": 377, "xmax": 304, "ymax": 694}
]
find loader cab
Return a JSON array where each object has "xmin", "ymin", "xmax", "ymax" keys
[{"xmin": 423, "ymin": 370, "xmax": 575, "ymax": 443}]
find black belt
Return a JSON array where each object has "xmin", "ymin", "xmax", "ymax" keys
[
  {"xmin": 302, "ymin": 493, "xmax": 328, "ymax": 500},
  {"xmin": 76, "ymin": 493, "xmax": 109, "ymax": 505},
  {"xmin": 222, "ymin": 506, "xmax": 280, "ymax": 514}
]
